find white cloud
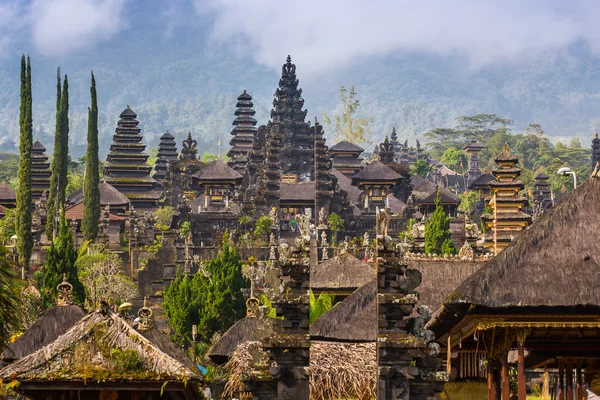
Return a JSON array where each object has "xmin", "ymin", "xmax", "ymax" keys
[
  {"xmin": 29, "ymin": 0, "xmax": 127, "ymax": 56},
  {"xmin": 196, "ymin": 0, "xmax": 600, "ymax": 74}
]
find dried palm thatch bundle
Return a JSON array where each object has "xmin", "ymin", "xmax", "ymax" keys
[
  {"xmin": 309, "ymin": 341, "xmax": 376, "ymax": 400},
  {"xmin": 222, "ymin": 341, "xmax": 269, "ymax": 399}
]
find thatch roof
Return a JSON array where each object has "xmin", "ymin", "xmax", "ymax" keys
[
  {"xmin": 330, "ymin": 140, "xmax": 364, "ymax": 153},
  {"xmin": 207, "ymin": 318, "xmax": 262, "ymax": 363},
  {"xmin": 309, "ymin": 341, "xmax": 376, "ymax": 400},
  {"xmin": 468, "ymin": 173, "xmax": 494, "ymax": 189},
  {"xmin": 207, "ymin": 316, "xmax": 281, "ymax": 364},
  {"xmin": 1, "ymin": 305, "xmax": 85, "ymax": 362},
  {"xmin": 429, "ymin": 177, "xmax": 600, "ymax": 333},
  {"xmin": 140, "ymin": 328, "xmax": 196, "ymax": 372},
  {"xmin": 410, "ymin": 175, "xmax": 460, "ymax": 204},
  {"xmin": 0, "ymin": 183, "xmax": 16, "ymax": 201},
  {"xmin": 331, "ymin": 168, "xmax": 361, "ymax": 202},
  {"xmin": 67, "ymin": 181, "xmax": 130, "ymax": 206},
  {"xmin": 352, "ymin": 160, "xmax": 401, "ymax": 183},
  {"xmin": 310, "ymin": 279, "xmax": 377, "ymax": 342},
  {"xmin": 311, "ymin": 254, "xmax": 375, "ymax": 291},
  {"xmin": 65, "ymin": 202, "xmax": 126, "ymax": 222},
  {"xmin": 280, "ymin": 182, "xmax": 315, "ymax": 201},
  {"xmin": 0, "ymin": 304, "xmax": 198, "ymax": 383},
  {"xmin": 192, "ymin": 160, "xmax": 243, "ymax": 181}
]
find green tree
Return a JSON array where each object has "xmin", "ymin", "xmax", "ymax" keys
[
  {"xmin": 0, "ymin": 245, "xmax": 22, "ymax": 351},
  {"xmin": 323, "ymin": 85, "xmax": 373, "ymax": 145},
  {"xmin": 327, "ymin": 212, "xmax": 344, "ymax": 244},
  {"xmin": 440, "ymin": 146, "xmax": 468, "ymax": 174},
  {"xmin": 0, "ymin": 208, "xmax": 16, "ymax": 243},
  {"xmin": 425, "ymin": 188, "xmax": 455, "ymax": 256},
  {"xmin": 77, "ymin": 249, "xmax": 137, "ymax": 310},
  {"xmin": 309, "ymin": 289, "xmax": 334, "ymax": 325},
  {"xmin": 41, "ymin": 211, "xmax": 85, "ymax": 308},
  {"xmin": 253, "ymin": 216, "xmax": 272, "ymax": 243},
  {"xmin": 46, "ymin": 73, "xmax": 70, "ymax": 239},
  {"xmin": 82, "ymin": 72, "xmax": 100, "ymax": 241},
  {"xmin": 154, "ymin": 206, "xmax": 174, "ymax": 227},
  {"xmin": 458, "ymin": 191, "xmax": 479, "ymax": 216},
  {"xmin": 16, "ymin": 55, "xmax": 33, "ymax": 268},
  {"xmin": 410, "ymin": 159, "xmax": 431, "ymax": 178},
  {"xmin": 163, "ymin": 234, "xmax": 248, "ymax": 345}
]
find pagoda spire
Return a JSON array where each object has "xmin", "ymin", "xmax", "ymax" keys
[
  {"xmin": 390, "ymin": 127, "xmax": 399, "ymax": 150},
  {"xmin": 378, "ymin": 136, "xmax": 395, "ymax": 164},
  {"xmin": 152, "ymin": 131, "xmax": 178, "ymax": 182},
  {"xmin": 31, "ymin": 138, "xmax": 51, "ymax": 201},
  {"xmin": 228, "ymin": 90, "xmax": 258, "ymax": 173},
  {"xmin": 104, "ymin": 106, "xmax": 159, "ymax": 210},
  {"xmin": 481, "ymin": 144, "xmax": 531, "ymax": 253}
]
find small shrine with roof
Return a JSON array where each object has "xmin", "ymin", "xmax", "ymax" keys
[{"xmin": 31, "ymin": 138, "xmax": 51, "ymax": 201}]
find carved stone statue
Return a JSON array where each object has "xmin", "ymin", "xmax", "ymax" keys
[
  {"xmin": 376, "ymin": 207, "xmax": 390, "ymax": 238},
  {"xmin": 318, "ymin": 207, "xmax": 326, "ymax": 228},
  {"xmin": 320, "ymin": 230, "xmax": 328, "ymax": 247},
  {"xmin": 458, "ymin": 241, "xmax": 475, "ymax": 260},
  {"xmin": 269, "ymin": 245, "xmax": 277, "ymax": 261},
  {"xmin": 269, "ymin": 207, "xmax": 278, "ymax": 227},
  {"xmin": 363, "ymin": 231, "xmax": 370, "ymax": 247}
]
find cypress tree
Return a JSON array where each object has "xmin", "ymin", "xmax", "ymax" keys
[
  {"xmin": 16, "ymin": 55, "xmax": 33, "ymax": 268},
  {"xmin": 82, "ymin": 72, "xmax": 100, "ymax": 241},
  {"xmin": 42, "ymin": 211, "xmax": 85, "ymax": 307},
  {"xmin": 46, "ymin": 73, "xmax": 70, "ymax": 239},
  {"xmin": 424, "ymin": 187, "xmax": 456, "ymax": 256}
]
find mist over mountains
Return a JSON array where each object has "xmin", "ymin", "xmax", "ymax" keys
[{"xmin": 1, "ymin": 1, "xmax": 600, "ymax": 157}]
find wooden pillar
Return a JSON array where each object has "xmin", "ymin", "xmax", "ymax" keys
[
  {"xmin": 488, "ymin": 359, "xmax": 496, "ymax": 400},
  {"xmin": 517, "ymin": 335, "xmax": 526, "ymax": 400},
  {"xmin": 567, "ymin": 361, "xmax": 574, "ymax": 400},
  {"xmin": 501, "ymin": 351, "xmax": 510, "ymax": 400},
  {"xmin": 559, "ymin": 363, "xmax": 565, "ymax": 400},
  {"xmin": 576, "ymin": 366, "xmax": 583, "ymax": 400},
  {"xmin": 543, "ymin": 366, "xmax": 549, "ymax": 400}
]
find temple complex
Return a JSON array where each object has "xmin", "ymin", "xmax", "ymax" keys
[
  {"xmin": 228, "ymin": 90, "xmax": 258, "ymax": 174},
  {"xmin": 152, "ymin": 130, "xmax": 178, "ymax": 182},
  {"xmin": 31, "ymin": 138, "xmax": 51, "ymax": 201},
  {"xmin": 480, "ymin": 144, "xmax": 531, "ymax": 252},
  {"xmin": 104, "ymin": 106, "xmax": 160, "ymax": 210}
]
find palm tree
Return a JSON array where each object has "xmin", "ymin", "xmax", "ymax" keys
[
  {"xmin": 0, "ymin": 245, "xmax": 22, "ymax": 351},
  {"xmin": 309, "ymin": 290, "xmax": 334, "ymax": 325}
]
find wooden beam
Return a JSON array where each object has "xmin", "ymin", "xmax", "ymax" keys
[{"xmin": 566, "ymin": 360, "xmax": 574, "ymax": 400}]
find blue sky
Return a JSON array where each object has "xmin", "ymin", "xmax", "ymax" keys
[{"xmin": 3, "ymin": 0, "xmax": 600, "ymax": 75}]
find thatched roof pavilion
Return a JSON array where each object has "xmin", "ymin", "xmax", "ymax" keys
[
  {"xmin": 428, "ymin": 175, "xmax": 600, "ymax": 399},
  {"xmin": 310, "ymin": 254, "xmax": 375, "ymax": 298},
  {"xmin": 310, "ymin": 279, "xmax": 376, "ymax": 342},
  {"xmin": 0, "ymin": 302, "xmax": 200, "ymax": 399},
  {"xmin": 207, "ymin": 317, "xmax": 265, "ymax": 365}
]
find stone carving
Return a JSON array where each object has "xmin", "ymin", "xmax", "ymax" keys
[
  {"xmin": 363, "ymin": 231, "xmax": 370, "ymax": 247},
  {"xmin": 269, "ymin": 207, "xmax": 278, "ymax": 227},
  {"xmin": 320, "ymin": 230, "xmax": 328, "ymax": 247},
  {"xmin": 376, "ymin": 207, "xmax": 390, "ymax": 238},
  {"xmin": 137, "ymin": 297, "xmax": 153, "ymax": 331},
  {"xmin": 180, "ymin": 132, "xmax": 198, "ymax": 160},
  {"xmin": 56, "ymin": 274, "xmax": 73, "ymax": 306},
  {"xmin": 318, "ymin": 207, "xmax": 327, "ymax": 228},
  {"xmin": 458, "ymin": 240, "xmax": 475, "ymax": 260}
]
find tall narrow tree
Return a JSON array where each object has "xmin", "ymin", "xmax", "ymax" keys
[
  {"xmin": 82, "ymin": 72, "xmax": 100, "ymax": 241},
  {"xmin": 46, "ymin": 72, "xmax": 70, "ymax": 239},
  {"xmin": 16, "ymin": 55, "xmax": 33, "ymax": 268}
]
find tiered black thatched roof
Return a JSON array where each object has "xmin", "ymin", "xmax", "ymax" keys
[
  {"xmin": 0, "ymin": 183, "xmax": 16, "ymax": 202},
  {"xmin": 410, "ymin": 175, "xmax": 460, "ymax": 204},
  {"xmin": 280, "ymin": 182, "xmax": 315, "ymax": 201},
  {"xmin": 192, "ymin": 160, "xmax": 243, "ymax": 183},
  {"xmin": 352, "ymin": 160, "xmax": 401, "ymax": 184},
  {"xmin": 330, "ymin": 140, "xmax": 364, "ymax": 153},
  {"xmin": 1, "ymin": 305, "xmax": 85, "ymax": 362},
  {"xmin": 311, "ymin": 254, "xmax": 375, "ymax": 292},
  {"xmin": 331, "ymin": 168, "xmax": 361, "ymax": 203},
  {"xmin": 428, "ymin": 176, "xmax": 600, "ymax": 334},
  {"xmin": 310, "ymin": 279, "xmax": 377, "ymax": 342}
]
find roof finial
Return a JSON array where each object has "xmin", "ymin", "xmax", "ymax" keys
[
  {"xmin": 503, "ymin": 142, "xmax": 509, "ymax": 152},
  {"xmin": 595, "ymin": 130, "xmax": 598, "ymax": 139},
  {"xmin": 56, "ymin": 274, "xmax": 73, "ymax": 306},
  {"xmin": 127, "ymin": 104, "xmax": 130, "ymax": 109},
  {"xmin": 137, "ymin": 297, "xmax": 153, "ymax": 331},
  {"xmin": 286, "ymin": 55, "xmax": 292, "ymax": 63}
]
